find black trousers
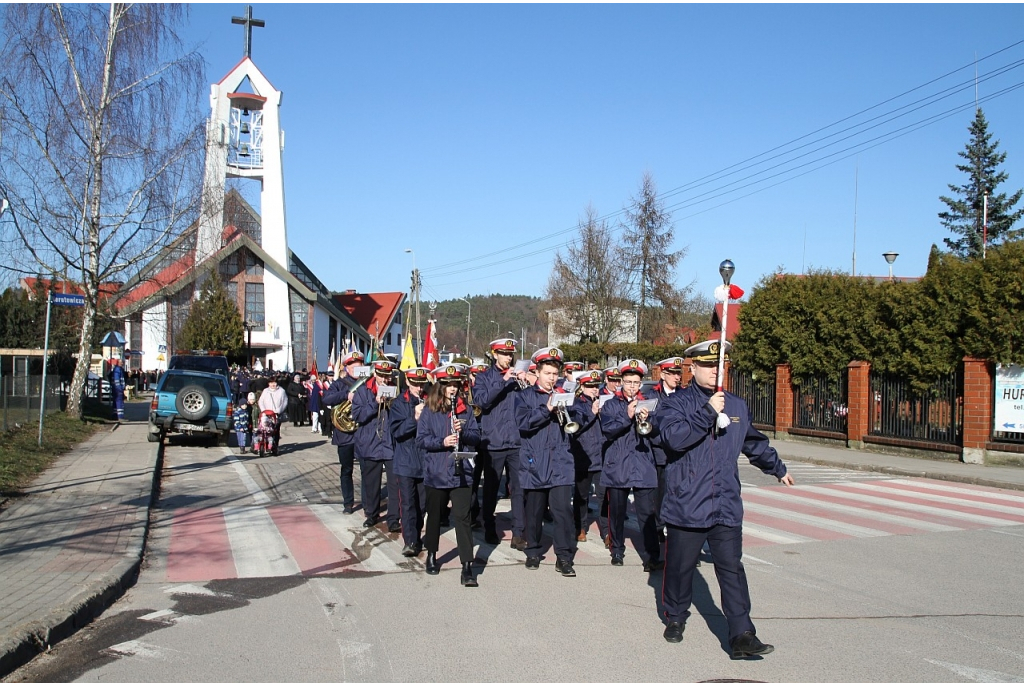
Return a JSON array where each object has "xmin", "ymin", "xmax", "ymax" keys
[
  {"xmin": 359, "ymin": 459, "xmax": 400, "ymax": 524},
  {"xmin": 336, "ymin": 443, "xmax": 355, "ymax": 508},
  {"xmin": 425, "ymin": 486, "xmax": 474, "ymax": 563},
  {"xmin": 573, "ymin": 469, "xmax": 608, "ymax": 539},
  {"xmin": 482, "ymin": 448, "xmax": 524, "ymax": 536},
  {"xmin": 398, "ymin": 475, "xmax": 426, "ymax": 548},
  {"xmin": 655, "ymin": 464, "xmax": 666, "ymax": 530},
  {"xmin": 607, "ymin": 487, "xmax": 660, "ymax": 563},
  {"xmin": 662, "ymin": 523, "xmax": 755, "ymax": 642},
  {"xmin": 524, "ymin": 485, "xmax": 576, "ymax": 562}
]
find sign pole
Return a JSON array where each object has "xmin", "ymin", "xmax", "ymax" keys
[{"xmin": 38, "ymin": 292, "xmax": 53, "ymax": 447}]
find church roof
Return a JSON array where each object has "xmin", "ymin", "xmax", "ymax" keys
[
  {"xmin": 20, "ymin": 277, "xmax": 122, "ymax": 300},
  {"xmin": 332, "ymin": 291, "xmax": 406, "ymax": 339}
]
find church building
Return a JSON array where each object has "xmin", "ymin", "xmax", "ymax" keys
[{"xmin": 116, "ymin": 9, "xmax": 370, "ymax": 372}]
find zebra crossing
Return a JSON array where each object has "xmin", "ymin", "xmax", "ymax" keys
[{"xmin": 160, "ymin": 474, "xmax": 1024, "ymax": 582}]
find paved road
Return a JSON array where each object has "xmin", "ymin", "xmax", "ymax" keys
[{"xmin": 5, "ymin": 424, "xmax": 1024, "ymax": 682}]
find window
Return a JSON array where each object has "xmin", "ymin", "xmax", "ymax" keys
[
  {"xmin": 169, "ymin": 286, "xmax": 194, "ymax": 351},
  {"xmin": 244, "ymin": 283, "xmax": 265, "ymax": 330},
  {"xmin": 289, "ymin": 288, "xmax": 308, "ymax": 371},
  {"xmin": 386, "ymin": 332, "xmax": 392, "ymax": 345},
  {"xmin": 245, "ymin": 250, "xmax": 263, "ymax": 276},
  {"xmin": 225, "ymin": 280, "xmax": 238, "ymax": 309}
]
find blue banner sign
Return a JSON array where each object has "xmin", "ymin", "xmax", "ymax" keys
[{"xmin": 53, "ymin": 293, "xmax": 86, "ymax": 307}]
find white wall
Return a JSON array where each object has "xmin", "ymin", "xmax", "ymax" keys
[{"xmin": 141, "ymin": 301, "xmax": 169, "ymax": 372}]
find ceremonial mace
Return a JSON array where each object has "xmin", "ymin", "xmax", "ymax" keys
[{"xmin": 715, "ymin": 259, "xmax": 735, "ymax": 430}]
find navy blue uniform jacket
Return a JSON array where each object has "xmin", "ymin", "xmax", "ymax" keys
[
  {"xmin": 472, "ymin": 364, "xmax": 521, "ymax": 450},
  {"xmin": 569, "ymin": 394, "xmax": 602, "ymax": 473},
  {"xmin": 321, "ymin": 374, "xmax": 360, "ymax": 447},
  {"xmin": 654, "ymin": 382, "xmax": 788, "ymax": 528},
  {"xmin": 647, "ymin": 383, "xmax": 675, "ymax": 467},
  {"xmin": 599, "ymin": 393, "xmax": 658, "ymax": 489},
  {"xmin": 351, "ymin": 379, "xmax": 394, "ymax": 461},
  {"xmin": 389, "ymin": 390, "xmax": 425, "ymax": 478},
  {"xmin": 516, "ymin": 386, "xmax": 575, "ymax": 489},
  {"xmin": 416, "ymin": 402, "xmax": 481, "ymax": 490}
]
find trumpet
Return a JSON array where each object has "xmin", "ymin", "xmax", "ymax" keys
[
  {"xmin": 555, "ymin": 400, "xmax": 580, "ymax": 434},
  {"xmin": 637, "ymin": 415, "xmax": 653, "ymax": 436},
  {"xmin": 374, "ymin": 382, "xmax": 397, "ymax": 439}
]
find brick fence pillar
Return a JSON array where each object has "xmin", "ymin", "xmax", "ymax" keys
[
  {"xmin": 722, "ymin": 359, "xmax": 731, "ymax": 392},
  {"xmin": 846, "ymin": 361, "xmax": 871, "ymax": 448},
  {"xmin": 775, "ymin": 363, "xmax": 794, "ymax": 435},
  {"xmin": 962, "ymin": 356, "xmax": 994, "ymax": 464}
]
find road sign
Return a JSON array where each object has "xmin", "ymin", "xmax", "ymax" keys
[
  {"xmin": 994, "ymin": 364, "xmax": 1024, "ymax": 433},
  {"xmin": 52, "ymin": 293, "xmax": 85, "ymax": 307},
  {"xmin": 158, "ymin": 345, "xmax": 167, "ymax": 353}
]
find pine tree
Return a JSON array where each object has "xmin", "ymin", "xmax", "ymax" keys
[
  {"xmin": 179, "ymin": 272, "xmax": 244, "ymax": 356},
  {"xmin": 939, "ymin": 108, "xmax": 1024, "ymax": 258}
]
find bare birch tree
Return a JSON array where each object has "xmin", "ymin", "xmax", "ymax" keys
[
  {"xmin": 546, "ymin": 205, "xmax": 631, "ymax": 344},
  {"xmin": 0, "ymin": 4, "xmax": 205, "ymax": 416}
]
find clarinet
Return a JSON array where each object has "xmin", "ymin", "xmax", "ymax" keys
[{"xmin": 450, "ymin": 404, "xmax": 464, "ymax": 477}]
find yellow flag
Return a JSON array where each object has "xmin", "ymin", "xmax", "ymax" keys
[{"xmin": 399, "ymin": 331, "xmax": 418, "ymax": 370}]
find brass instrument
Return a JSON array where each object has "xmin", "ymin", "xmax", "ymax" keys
[
  {"xmin": 554, "ymin": 397, "xmax": 580, "ymax": 434},
  {"xmin": 637, "ymin": 415, "xmax": 653, "ymax": 436},
  {"xmin": 375, "ymin": 382, "xmax": 397, "ymax": 439},
  {"xmin": 467, "ymin": 385, "xmax": 482, "ymax": 418},
  {"xmin": 331, "ymin": 376, "xmax": 369, "ymax": 432}
]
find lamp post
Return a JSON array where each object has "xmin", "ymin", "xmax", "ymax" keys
[
  {"xmin": 404, "ymin": 249, "xmax": 422, "ymax": 362},
  {"xmin": 490, "ymin": 320, "xmax": 499, "ymax": 338},
  {"xmin": 882, "ymin": 251, "xmax": 899, "ymax": 282},
  {"xmin": 243, "ymin": 320, "xmax": 255, "ymax": 369},
  {"xmin": 458, "ymin": 296, "xmax": 471, "ymax": 357}
]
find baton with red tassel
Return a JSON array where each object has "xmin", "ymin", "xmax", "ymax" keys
[{"xmin": 713, "ymin": 260, "xmax": 744, "ymax": 430}]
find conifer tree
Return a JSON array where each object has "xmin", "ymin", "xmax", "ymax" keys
[
  {"xmin": 939, "ymin": 108, "xmax": 1024, "ymax": 258},
  {"xmin": 179, "ymin": 272, "xmax": 244, "ymax": 356}
]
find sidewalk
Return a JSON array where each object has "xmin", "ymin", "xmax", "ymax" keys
[
  {"xmin": 2, "ymin": 410, "xmax": 1024, "ymax": 677},
  {"xmin": 0, "ymin": 402, "xmax": 159, "ymax": 677}
]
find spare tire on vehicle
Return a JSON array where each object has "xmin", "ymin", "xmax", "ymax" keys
[{"xmin": 176, "ymin": 384, "xmax": 212, "ymax": 421}]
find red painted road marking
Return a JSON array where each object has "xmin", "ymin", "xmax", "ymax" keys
[
  {"xmin": 871, "ymin": 480, "xmax": 1024, "ymax": 510},
  {"xmin": 266, "ymin": 505, "xmax": 353, "ymax": 575},
  {"xmin": 167, "ymin": 508, "xmax": 236, "ymax": 582},
  {"xmin": 780, "ymin": 487, "xmax": 988, "ymax": 530},
  {"xmin": 744, "ymin": 510, "xmax": 853, "ymax": 541},
  {"xmin": 824, "ymin": 483, "xmax": 1024, "ymax": 524},
  {"xmin": 743, "ymin": 490, "xmax": 923, "ymax": 535}
]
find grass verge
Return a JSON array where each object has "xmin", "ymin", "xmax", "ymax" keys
[{"xmin": 0, "ymin": 400, "xmax": 110, "ymax": 495}]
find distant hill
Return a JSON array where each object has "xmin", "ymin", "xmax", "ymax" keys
[{"xmin": 412, "ymin": 294, "xmax": 547, "ymax": 358}]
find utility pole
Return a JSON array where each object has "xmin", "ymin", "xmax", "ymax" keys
[{"xmin": 405, "ymin": 249, "xmax": 422, "ymax": 362}]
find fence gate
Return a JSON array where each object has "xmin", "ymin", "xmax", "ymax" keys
[{"xmin": 793, "ymin": 373, "xmax": 848, "ymax": 434}]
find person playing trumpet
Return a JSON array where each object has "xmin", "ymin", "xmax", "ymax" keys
[
  {"xmin": 557, "ymin": 361, "xmax": 584, "ymax": 390},
  {"xmin": 569, "ymin": 370, "xmax": 608, "ymax": 544},
  {"xmin": 416, "ymin": 365, "xmax": 482, "ymax": 586},
  {"xmin": 351, "ymin": 359, "xmax": 400, "ymax": 531},
  {"xmin": 602, "ymin": 366, "xmax": 622, "ymax": 396},
  {"xmin": 599, "ymin": 359, "xmax": 663, "ymax": 571},
  {"xmin": 322, "ymin": 351, "xmax": 365, "ymax": 515},
  {"xmin": 389, "ymin": 367, "xmax": 431, "ymax": 557},
  {"xmin": 516, "ymin": 347, "xmax": 578, "ymax": 577}
]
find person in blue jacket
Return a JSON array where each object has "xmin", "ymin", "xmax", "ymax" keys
[
  {"xmin": 351, "ymin": 359, "xmax": 400, "ymax": 531},
  {"xmin": 653, "ymin": 339, "xmax": 794, "ymax": 657},
  {"xmin": 471, "ymin": 338, "xmax": 529, "ymax": 549},
  {"xmin": 600, "ymin": 359, "xmax": 663, "ymax": 571},
  {"xmin": 516, "ymin": 347, "xmax": 578, "ymax": 577},
  {"xmin": 108, "ymin": 359, "xmax": 126, "ymax": 421},
  {"xmin": 321, "ymin": 351, "xmax": 366, "ymax": 515},
  {"xmin": 568, "ymin": 369, "xmax": 608, "ymax": 544},
  {"xmin": 416, "ymin": 364, "xmax": 482, "ymax": 586},
  {"xmin": 649, "ymin": 357, "xmax": 687, "ymax": 538},
  {"xmin": 389, "ymin": 367, "xmax": 430, "ymax": 557}
]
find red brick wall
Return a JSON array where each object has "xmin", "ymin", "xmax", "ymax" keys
[
  {"xmin": 775, "ymin": 363, "xmax": 794, "ymax": 433},
  {"xmin": 962, "ymin": 356, "xmax": 994, "ymax": 450},
  {"xmin": 846, "ymin": 361, "xmax": 871, "ymax": 444}
]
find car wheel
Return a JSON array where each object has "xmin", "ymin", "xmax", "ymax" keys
[{"xmin": 175, "ymin": 385, "xmax": 212, "ymax": 421}]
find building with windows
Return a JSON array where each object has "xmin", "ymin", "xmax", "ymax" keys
[
  {"xmin": 332, "ymin": 291, "xmax": 407, "ymax": 359},
  {"xmin": 114, "ymin": 26, "xmax": 370, "ymax": 372}
]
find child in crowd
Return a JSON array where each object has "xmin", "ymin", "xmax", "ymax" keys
[{"xmin": 234, "ymin": 393, "xmax": 253, "ymax": 454}]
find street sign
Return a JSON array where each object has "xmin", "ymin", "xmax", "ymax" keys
[
  {"xmin": 994, "ymin": 365, "xmax": 1024, "ymax": 433},
  {"xmin": 53, "ymin": 293, "xmax": 85, "ymax": 307},
  {"xmin": 158, "ymin": 345, "xmax": 167, "ymax": 353},
  {"xmin": 130, "ymin": 350, "xmax": 143, "ymax": 356}
]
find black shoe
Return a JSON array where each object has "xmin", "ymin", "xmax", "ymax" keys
[
  {"xmin": 388, "ymin": 522, "xmax": 401, "ymax": 533},
  {"xmin": 401, "ymin": 544, "xmax": 417, "ymax": 557},
  {"xmin": 610, "ymin": 555, "xmax": 624, "ymax": 566},
  {"xmin": 554, "ymin": 559, "xmax": 576, "ymax": 577},
  {"xmin": 643, "ymin": 559, "xmax": 665, "ymax": 573},
  {"xmin": 484, "ymin": 528, "xmax": 500, "ymax": 545},
  {"xmin": 663, "ymin": 622, "xmax": 685, "ymax": 643},
  {"xmin": 525, "ymin": 556, "xmax": 541, "ymax": 570},
  {"xmin": 425, "ymin": 552, "xmax": 439, "ymax": 575},
  {"xmin": 730, "ymin": 631, "xmax": 774, "ymax": 658},
  {"xmin": 342, "ymin": 505, "xmax": 355, "ymax": 515},
  {"xmin": 510, "ymin": 536, "xmax": 528, "ymax": 551},
  {"xmin": 362, "ymin": 516, "xmax": 378, "ymax": 528},
  {"xmin": 460, "ymin": 562, "xmax": 478, "ymax": 587}
]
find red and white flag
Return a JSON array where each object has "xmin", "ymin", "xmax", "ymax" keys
[{"xmin": 423, "ymin": 320, "xmax": 438, "ymax": 370}]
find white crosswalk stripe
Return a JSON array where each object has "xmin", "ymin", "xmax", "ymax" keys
[
  {"xmin": 797, "ymin": 484, "xmax": 1015, "ymax": 527},
  {"xmin": 223, "ymin": 506, "xmax": 301, "ymax": 578}
]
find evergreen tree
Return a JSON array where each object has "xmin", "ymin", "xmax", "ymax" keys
[
  {"xmin": 178, "ymin": 272, "xmax": 244, "ymax": 356},
  {"xmin": 939, "ymin": 108, "xmax": 1024, "ymax": 258}
]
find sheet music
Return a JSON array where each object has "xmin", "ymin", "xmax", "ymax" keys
[
  {"xmin": 561, "ymin": 381, "xmax": 578, "ymax": 394},
  {"xmin": 551, "ymin": 392, "xmax": 575, "ymax": 406},
  {"xmin": 598, "ymin": 394, "xmax": 615, "ymax": 408},
  {"xmin": 514, "ymin": 359, "xmax": 532, "ymax": 373},
  {"xmin": 354, "ymin": 365, "xmax": 371, "ymax": 378},
  {"xmin": 635, "ymin": 398, "xmax": 659, "ymax": 413},
  {"xmin": 378, "ymin": 384, "xmax": 398, "ymax": 399}
]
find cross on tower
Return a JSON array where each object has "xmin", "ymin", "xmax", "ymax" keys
[{"xmin": 231, "ymin": 5, "xmax": 265, "ymax": 59}]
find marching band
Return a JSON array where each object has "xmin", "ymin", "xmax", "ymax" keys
[{"xmin": 315, "ymin": 335, "xmax": 791, "ymax": 656}]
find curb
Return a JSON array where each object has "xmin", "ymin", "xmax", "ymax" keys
[
  {"xmin": 0, "ymin": 438, "xmax": 164, "ymax": 677},
  {"xmin": 782, "ymin": 453, "xmax": 1024, "ymax": 493}
]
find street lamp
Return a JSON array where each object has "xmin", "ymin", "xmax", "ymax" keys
[
  {"xmin": 243, "ymin": 320, "xmax": 256, "ymax": 369},
  {"xmin": 458, "ymin": 296, "xmax": 471, "ymax": 357},
  {"xmin": 490, "ymin": 320, "xmax": 499, "ymax": 337},
  {"xmin": 882, "ymin": 251, "xmax": 899, "ymax": 281}
]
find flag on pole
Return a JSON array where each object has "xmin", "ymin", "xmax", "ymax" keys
[
  {"xmin": 310, "ymin": 357, "xmax": 319, "ymax": 379},
  {"xmin": 327, "ymin": 346, "xmax": 336, "ymax": 377},
  {"xmin": 400, "ymin": 331, "xmax": 418, "ymax": 370},
  {"xmin": 423, "ymin": 320, "xmax": 438, "ymax": 370}
]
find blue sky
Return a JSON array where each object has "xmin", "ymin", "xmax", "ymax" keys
[{"xmin": 185, "ymin": 4, "xmax": 1024, "ymax": 303}]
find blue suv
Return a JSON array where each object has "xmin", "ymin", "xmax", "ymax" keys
[{"xmin": 148, "ymin": 369, "xmax": 233, "ymax": 445}]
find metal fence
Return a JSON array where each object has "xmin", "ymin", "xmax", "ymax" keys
[
  {"xmin": 728, "ymin": 368, "xmax": 776, "ymax": 428},
  {"xmin": 794, "ymin": 373, "xmax": 848, "ymax": 433},
  {"xmin": 869, "ymin": 371, "xmax": 962, "ymax": 446},
  {"xmin": 1, "ymin": 375, "xmax": 69, "ymax": 432}
]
